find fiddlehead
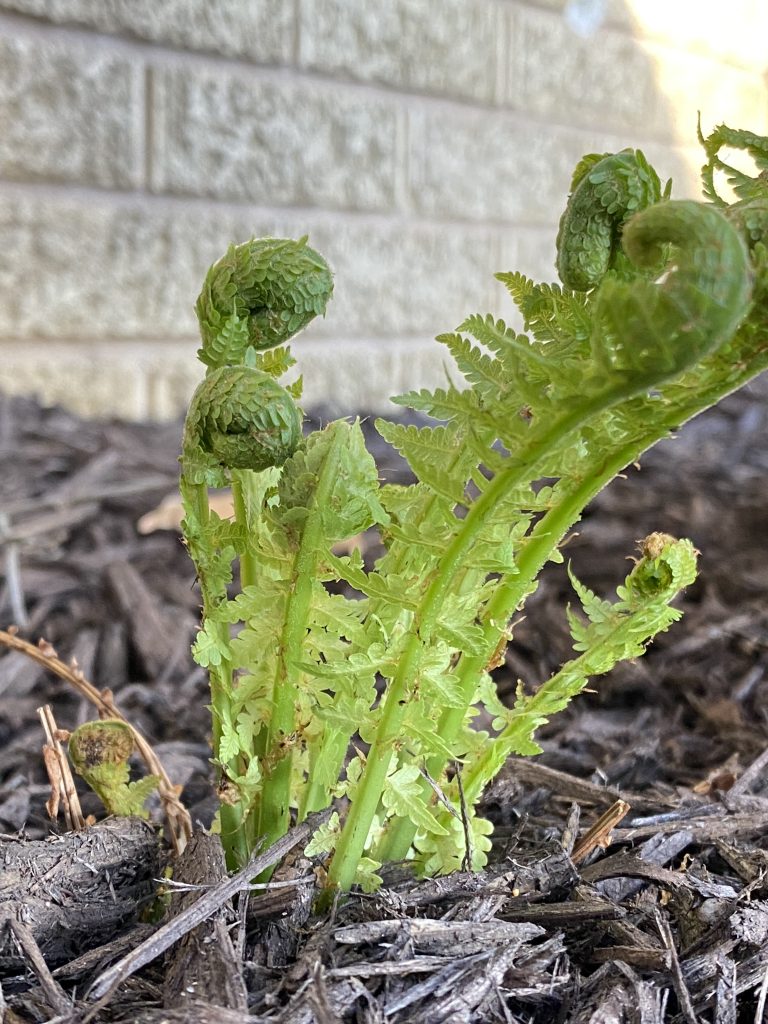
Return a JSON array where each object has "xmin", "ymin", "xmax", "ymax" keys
[
  {"xmin": 182, "ymin": 365, "xmax": 301, "ymax": 484},
  {"xmin": 699, "ymin": 120, "xmax": 768, "ymax": 208},
  {"xmin": 196, "ymin": 236, "xmax": 334, "ymax": 367},
  {"xmin": 69, "ymin": 720, "xmax": 159, "ymax": 818},
  {"xmin": 556, "ymin": 149, "xmax": 669, "ymax": 290},
  {"xmin": 594, "ymin": 200, "xmax": 752, "ymax": 386},
  {"xmin": 698, "ymin": 121, "xmax": 768, "ymax": 254},
  {"xmin": 182, "ymin": 235, "xmax": 335, "ymax": 869}
]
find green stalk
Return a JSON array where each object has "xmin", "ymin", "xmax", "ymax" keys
[
  {"xmin": 324, "ymin": 382, "xmax": 644, "ymax": 896},
  {"xmin": 298, "ymin": 726, "xmax": 348, "ymax": 821},
  {"xmin": 253, "ymin": 429, "xmax": 344, "ymax": 851},
  {"xmin": 231, "ymin": 471, "xmax": 258, "ymax": 590},
  {"xmin": 183, "ymin": 478, "xmax": 248, "ymax": 868},
  {"xmin": 299, "ymin": 443, "xmax": 474, "ymax": 823}
]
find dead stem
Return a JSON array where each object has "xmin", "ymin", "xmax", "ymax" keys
[{"xmin": 37, "ymin": 703, "xmax": 85, "ymax": 831}]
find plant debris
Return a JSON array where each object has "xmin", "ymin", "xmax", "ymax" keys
[{"xmin": 1, "ymin": 380, "xmax": 768, "ymax": 1021}]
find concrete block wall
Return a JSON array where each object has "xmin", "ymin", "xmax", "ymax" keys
[{"xmin": 0, "ymin": 1, "xmax": 766, "ymax": 419}]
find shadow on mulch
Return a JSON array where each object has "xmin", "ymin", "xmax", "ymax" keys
[{"xmin": 1, "ymin": 379, "xmax": 767, "ymax": 1023}]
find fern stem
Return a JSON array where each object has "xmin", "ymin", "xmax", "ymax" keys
[
  {"xmin": 254, "ymin": 428, "xmax": 345, "ymax": 852},
  {"xmin": 182, "ymin": 478, "xmax": 249, "ymax": 868},
  {"xmin": 324, "ymin": 382, "xmax": 647, "ymax": 895},
  {"xmin": 231, "ymin": 471, "xmax": 257, "ymax": 590}
]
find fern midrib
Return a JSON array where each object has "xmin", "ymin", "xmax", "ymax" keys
[
  {"xmin": 182, "ymin": 477, "xmax": 248, "ymax": 868},
  {"xmin": 459, "ymin": 593, "xmax": 674, "ymax": 809},
  {"xmin": 252, "ymin": 428, "xmax": 345, "ymax": 852}
]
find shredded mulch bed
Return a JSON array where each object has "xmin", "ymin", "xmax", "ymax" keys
[{"xmin": 1, "ymin": 379, "xmax": 768, "ymax": 1023}]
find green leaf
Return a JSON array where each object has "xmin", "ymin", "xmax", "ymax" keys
[
  {"xmin": 192, "ymin": 620, "xmax": 232, "ymax": 668},
  {"xmin": 375, "ymin": 420, "xmax": 475, "ymax": 505},
  {"xmin": 354, "ymin": 857, "xmax": 384, "ymax": 893},
  {"xmin": 304, "ymin": 811, "xmax": 341, "ymax": 857},
  {"xmin": 382, "ymin": 765, "xmax": 450, "ymax": 836},
  {"xmin": 279, "ymin": 420, "xmax": 388, "ymax": 541}
]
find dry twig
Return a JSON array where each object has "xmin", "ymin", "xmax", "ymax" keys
[
  {"xmin": 86, "ymin": 810, "xmax": 331, "ymax": 1003},
  {"xmin": 571, "ymin": 799, "xmax": 631, "ymax": 864},
  {"xmin": 37, "ymin": 704, "xmax": 85, "ymax": 831}
]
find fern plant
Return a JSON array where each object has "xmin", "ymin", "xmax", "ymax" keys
[{"xmin": 180, "ymin": 126, "xmax": 768, "ymax": 895}]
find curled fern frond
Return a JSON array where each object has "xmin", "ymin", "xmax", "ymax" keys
[
  {"xmin": 699, "ymin": 119, "xmax": 768, "ymax": 207},
  {"xmin": 183, "ymin": 365, "xmax": 301, "ymax": 481},
  {"xmin": 556, "ymin": 149, "xmax": 667, "ymax": 290},
  {"xmin": 595, "ymin": 200, "xmax": 752, "ymax": 385},
  {"xmin": 196, "ymin": 236, "xmax": 334, "ymax": 366},
  {"xmin": 69, "ymin": 720, "xmax": 159, "ymax": 818}
]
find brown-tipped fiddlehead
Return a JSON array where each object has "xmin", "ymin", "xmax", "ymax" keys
[{"xmin": 69, "ymin": 720, "xmax": 159, "ymax": 818}]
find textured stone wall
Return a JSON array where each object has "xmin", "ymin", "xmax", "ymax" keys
[{"xmin": 0, "ymin": 1, "xmax": 766, "ymax": 418}]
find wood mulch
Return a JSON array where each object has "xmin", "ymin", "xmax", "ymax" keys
[{"xmin": 1, "ymin": 379, "xmax": 768, "ymax": 1023}]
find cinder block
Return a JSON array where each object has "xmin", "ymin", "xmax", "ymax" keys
[
  {"xmin": 297, "ymin": 219, "xmax": 502, "ymax": 340},
  {"xmin": 506, "ymin": 6, "xmax": 659, "ymax": 135},
  {"xmin": 0, "ymin": 334, "xmax": 459, "ymax": 421},
  {"xmin": 627, "ymin": 1, "xmax": 768, "ymax": 73},
  {"xmin": 0, "ymin": 194, "xmax": 202, "ymax": 339},
  {"xmin": 406, "ymin": 106, "xmax": 609, "ymax": 223},
  {"xmin": 144, "ymin": 337, "xmax": 463, "ymax": 420},
  {"xmin": 150, "ymin": 65, "xmax": 399, "ymax": 211},
  {"xmin": 298, "ymin": 0, "xmax": 501, "ymax": 102},
  {"xmin": 506, "ymin": 0, "xmax": 767, "ymax": 71},
  {"xmin": 136, "ymin": 341, "xmax": 204, "ymax": 421},
  {"xmin": 512, "ymin": 2, "xmax": 768, "ymax": 113},
  {"xmin": 0, "ymin": 0, "xmax": 293, "ymax": 64},
  {"xmin": 0, "ymin": 190, "xmax": 503, "ymax": 345},
  {"xmin": 512, "ymin": 1, "xmax": 632, "ymax": 32},
  {"xmin": 293, "ymin": 337, "xmax": 456, "ymax": 415},
  {"xmin": 644, "ymin": 46, "xmax": 768, "ymax": 141},
  {"xmin": 0, "ymin": 34, "xmax": 142, "ymax": 188}
]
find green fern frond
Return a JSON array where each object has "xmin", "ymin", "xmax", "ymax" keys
[{"xmin": 375, "ymin": 420, "xmax": 476, "ymax": 504}]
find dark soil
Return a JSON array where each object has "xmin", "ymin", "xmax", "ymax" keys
[{"xmin": 1, "ymin": 379, "xmax": 768, "ymax": 1023}]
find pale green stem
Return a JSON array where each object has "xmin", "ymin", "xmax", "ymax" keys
[
  {"xmin": 183, "ymin": 477, "xmax": 248, "ymax": 868},
  {"xmin": 301, "ymin": 445, "xmax": 473, "ymax": 824},
  {"xmin": 231, "ymin": 471, "xmax": 258, "ymax": 591},
  {"xmin": 253, "ymin": 429, "xmax": 344, "ymax": 852}
]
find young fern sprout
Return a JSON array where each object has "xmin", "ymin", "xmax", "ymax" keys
[
  {"xmin": 196, "ymin": 235, "xmax": 334, "ymax": 366},
  {"xmin": 179, "ymin": 126, "xmax": 768, "ymax": 894},
  {"xmin": 69, "ymin": 720, "xmax": 159, "ymax": 819},
  {"xmin": 183, "ymin": 365, "xmax": 302, "ymax": 476}
]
